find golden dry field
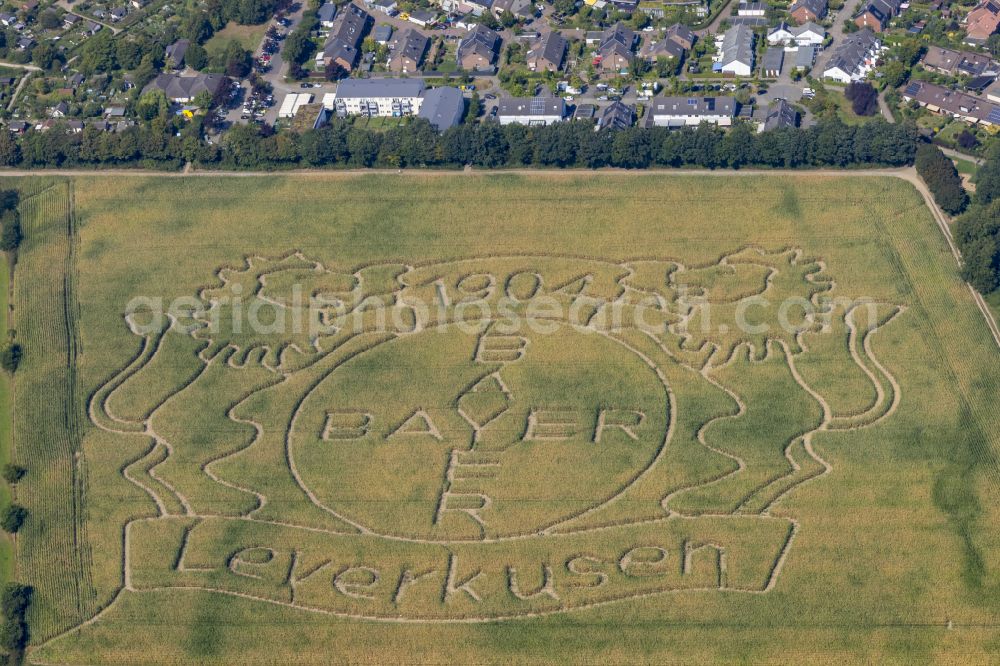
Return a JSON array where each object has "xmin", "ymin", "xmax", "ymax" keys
[{"xmin": 6, "ymin": 173, "xmax": 999, "ymax": 664}]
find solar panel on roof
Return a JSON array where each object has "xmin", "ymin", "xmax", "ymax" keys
[
  {"xmin": 987, "ymin": 107, "xmax": 1000, "ymax": 124},
  {"xmin": 904, "ymin": 82, "xmax": 921, "ymax": 96}
]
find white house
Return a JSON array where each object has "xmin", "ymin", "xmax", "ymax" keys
[
  {"xmin": 334, "ymin": 78, "xmax": 426, "ymax": 116},
  {"xmin": 822, "ymin": 28, "xmax": 881, "ymax": 82},
  {"xmin": 766, "ymin": 21, "xmax": 825, "ymax": 47},
  {"xmin": 718, "ymin": 24, "xmax": 754, "ymax": 76},
  {"xmin": 646, "ymin": 96, "xmax": 736, "ymax": 127},
  {"xmin": 497, "ymin": 97, "xmax": 565, "ymax": 125}
]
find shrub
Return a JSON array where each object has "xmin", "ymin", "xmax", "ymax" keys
[
  {"xmin": 0, "ymin": 505, "xmax": 26, "ymax": 533},
  {"xmin": 0, "ymin": 213, "xmax": 20, "ymax": 252},
  {"xmin": 0, "ymin": 342, "xmax": 20, "ymax": 373},
  {"xmin": 1, "ymin": 464, "xmax": 25, "ymax": 484},
  {"xmin": 915, "ymin": 144, "xmax": 968, "ymax": 215}
]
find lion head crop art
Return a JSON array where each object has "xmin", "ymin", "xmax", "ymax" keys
[{"xmin": 86, "ymin": 249, "xmax": 903, "ymax": 622}]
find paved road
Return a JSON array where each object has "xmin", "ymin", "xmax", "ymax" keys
[
  {"xmin": 877, "ymin": 89, "xmax": 894, "ymax": 122},
  {"xmin": 696, "ymin": 0, "xmax": 738, "ymax": 37},
  {"xmin": 814, "ymin": 1, "xmax": 855, "ymax": 76}
]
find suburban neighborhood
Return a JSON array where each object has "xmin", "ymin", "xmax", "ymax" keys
[{"xmin": 0, "ymin": 0, "xmax": 990, "ymax": 165}]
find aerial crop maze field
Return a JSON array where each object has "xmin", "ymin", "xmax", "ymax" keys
[{"xmin": 15, "ymin": 174, "xmax": 1000, "ymax": 663}]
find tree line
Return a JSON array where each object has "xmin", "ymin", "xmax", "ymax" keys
[
  {"xmin": 221, "ymin": 117, "xmax": 919, "ymax": 170},
  {"xmin": 0, "ymin": 116, "xmax": 919, "ymax": 171}
]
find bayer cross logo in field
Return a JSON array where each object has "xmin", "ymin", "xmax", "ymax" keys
[
  {"xmin": 294, "ymin": 322, "xmax": 670, "ymax": 541},
  {"xmin": 92, "ymin": 251, "xmax": 903, "ymax": 622}
]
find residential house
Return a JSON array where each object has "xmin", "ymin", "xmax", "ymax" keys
[
  {"xmin": 645, "ymin": 95, "xmax": 736, "ymax": 126},
  {"xmin": 86, "ymin": 21, "xmax": 102, "ymax": 35},
  {"xmin": 165, "ymin": 39, "xmax": 190, "ymax": 69},
  {"xmin": 822, "ymin": 28, "xmax": 881, "ymax": 82},
  {"xmin": 902, "ymin": 80, "xmax": 1000, "ymax": 125},
  {"xmin": 789, "ymin": 0, "xmax": 826, "ymax": 23},
  {"xmin": 103, "ymin": 105, "xmax": 126, "ymax": 117},
  {"xmin": 51, "ymin": 101, "xmax": 69, "ymax": 117},
  {"xmin": 373, "ymin": 24, "xmax": 393, "ymax": 44},
  {"xmin": 142, "ymin": 72, "xmax": 228, "ymax": 103},
  {"xmin": 409, "ymin": 9, "xmax": 436, "ymax": 26},
  {"xmin": 966, "ymin": 0, "xmax": 1000, "ymax": 44},
  {"xmin": 317, "ymin": 3, "xmax": 337, "ymax": 27},
  {"xmin": 417, "ymin": 85, "xmax": 465, "ymax": 130},
  {"xmin": 665, "ymin": 23, "xmax": 695, "ymax": 49},
  {"xmin": 497, "ymin": 96, "xmax": 566, "ymax": 125},
  {"xmin": 762, "ymin": 47, "xmax": 783, "ymax": 76},
  {"xmin": 737, "ymin": 1, "xmax": 768, "ymax": 16},
  {"xmin": 526, "ymin": 31, "xmax": 567, "ymax": 72},
  {"xmin": 320, "ymin": 3, "xmax": 372, "ymax": 71},
  {"xmin": 596, "ymin": 100, "xmax": 635, "ymax": 129},
  {"xmin": 718, "ymin": 24, "xmax": 754, "ymax": 76},
  {"xmin": 921, "ymin": 45, "xmax": 997, "ymax": 77},
  {"xmin": 598, "ymin": 23, "xmax": 637, "ymax": 73},
  {"xmin": 759, "ymin": 99, "xmax": 797, "ymax": 130},
  {"xmin": 456, "ymin": 25, "xmax": 501, "ymax": 70},
  {"xmin": 492, "ymin": 0, "xmax": 535, "ymax": 18},
  {"xmin": 67, "ymin": 119, "xmax": 84, "ymax": 133},
  {"xmin": 371, "ymin": 0, "xmax": 398, "ymax": 13},
  {"xmin": 68, "ymin": 73, "xmax": 85, "ymax": 89},
  {"xmin": 110, "ymin": 6, "xmax": 128, "ymax": 21},
  {"xmin": 7, "ymin": 121, "xmax": 28, "ymax": 133},
  {"xmin": 387, "ymin": 28, "xmax": 429, "ymax": 73},
  {"xmin": 0, "ymin": 13, "xmax": 15, "ymax": 26},
  {"xmin": 766, "ymin": 21, "xmax": 825, "ymax": 47},
  {"xmin": 63, "ymin": 13, "xmax": 79, "ymax": 28},
  {"xmin": 853, "ymin": 0, "xmax": 900, "ymax": 32},
  {"xmin": 640, "ymin": 33, "xmax": 685, "ymax": 61},
  {"xmin": 334, "ymin": 77, "xmax": 426, "ymax": 116},
  {"xmin": 15, "ymin": 36, "xmax": 33, "ymax": 50}
]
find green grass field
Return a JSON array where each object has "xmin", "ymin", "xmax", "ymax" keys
[
  {"xmin": 204, "ymin": 22, "xmax": 268, "ymax": 57},
  {"xmin": 0, "ymin": 251, "xmax": 12, "ymax": 584},
  {"xmin": 7, "ymin": 173, "xmax": 1000, "ymax": 664}
]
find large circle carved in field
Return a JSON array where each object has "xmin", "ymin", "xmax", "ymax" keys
[{"xmin": 289, "ymin": 322, "xmax": 671, "ymax": 541}]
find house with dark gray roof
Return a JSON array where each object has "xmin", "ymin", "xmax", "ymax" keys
[
  {"xmin": 388, "ymin": 28, "xmax": 428, "ymax": 73},
  {"xmin": 497, "ymin": 96, "xmax": 565, "ymax": 125},
  {"xmin": 321, "ymin": 3, "xmax": 372, "ymax": 71},
  {"xmin": 645, "ymin": 96, "xmax": 737, "ymax": 127},
  {"xmin": 457, "ymin": 25, "xmax": 501, "ymax": 70},
  {"xmin": 596, "ymin": 101, "xmax": 635, "ymax": 130},
  {"xmin": 165, "ymin": 39, "xmax": 189, "ymax": 69},
  {"xmin": 526, "ymin": 31, "xmax": 566, "ymax": 72},
  {"xmin": 718, "ymin": 24, "xmax": 755, "ymax": 76},
  {"xmin": 417, "ymin": 86, "xmax": 465, "ymax": 130},
  {"xmin": 760, "ymin": 99, "xmax": 796, "ymax": 131},
  {"xmin": 790, "ymin": 0, "xmax": 826, "ymax": 22},
  {"xmin": 822, "ymin": 28, "xmax": 881, "ymax": 82},
  {"xmin": 854, "ymin": 0, "xmax": 900, "ymax": 32},
  {"xmin": 598, "ymin": 23, "xmax": 636, "ymax": 73},
  {"xmin": 665, "ymin": 23, "xmax": 696, "ymax": 49},
  {"xmin": 142, "ymin": 72, "xmax": 228, "ymax": 103},
  {"xmin": 317, "ymin": 2, "xmax": 337, "ymax": 26},
  {"xmin": 640, "ymin": 34, "xmax": 685, "ymax": 61}
]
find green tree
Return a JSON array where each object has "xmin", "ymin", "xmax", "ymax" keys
[
  {"xmin": 0, "ymin": 505, "xmax": 26, "ymax": 533},
  {"xmin": 0, "ymin": 341, "xmax": 21, "ymax": 372},
  {"xmin": 0, "ymin": 213, "xmax": 21, "ymax": 251},
  {"xmin": 1, "ymin": 464, "xmax": 25, "ymax": 484}
]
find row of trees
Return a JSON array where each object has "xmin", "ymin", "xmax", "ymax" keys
[
  {"xmin": 915, "ymin": 144, "xmax": 968, "ymax": 215},
  {"xmin": 222, "ymin": 117, "xmax": 919, "ymax": 170},
  {"xmin": 956, "ymin": 144, "xmax": 1000, "ymax": 294}
]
